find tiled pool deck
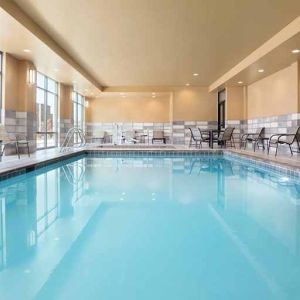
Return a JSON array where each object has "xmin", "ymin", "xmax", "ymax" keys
[{"xmin": 1, "ymin": 144, "xmax": 300, "ymax": 180}]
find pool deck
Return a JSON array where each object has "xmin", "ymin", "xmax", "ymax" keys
[{"xmin": 0, "ymin": 144, "xmax": 300, "ymax": 178}]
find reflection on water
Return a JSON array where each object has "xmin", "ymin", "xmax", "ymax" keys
[
  {"xmin": 0, "ymin": 159, "xmax": 86, "ymax": 272},
  {"xmin": 0, "ymin": 155, "xmax": 300, "ymax": 299}
]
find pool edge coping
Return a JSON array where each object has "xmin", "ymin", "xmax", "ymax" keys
[{"xmin": 0, "ymin": 148, "xmax": 300, "ymax": 181}]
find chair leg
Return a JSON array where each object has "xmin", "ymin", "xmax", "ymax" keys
[
  {"xmin": 15, "ymin": 142, "xmax": 20, "ymax": 159},
  {"xmin": 27, "ymin": 142, "xmax": 30, "ymax": 157},
  {"xmin": 289, "ymin": 144, "xmax": 293, "ymax": 156}
]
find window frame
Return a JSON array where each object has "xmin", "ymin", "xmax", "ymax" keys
[
  {"xmin": 36, "ymin": 72, "xmax": 58, "ymax": 149},
  {"xmin": 72, "ymin": 91, "xmax": 85, "ymax": 144}
]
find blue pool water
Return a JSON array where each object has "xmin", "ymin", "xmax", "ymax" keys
[{"xmin": 0, "ymin": 154, "xmax": 300, "ymax": 300}]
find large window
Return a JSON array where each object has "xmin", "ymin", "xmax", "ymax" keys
[
  {"xmin": 72, "ymin": 91, "xmax": 85, "ymax": 143},
  {"xmin": 0, "ymin": 52, "xmax": 2, "ymax": 122},
  {"xmin": 36, "ymin": 72, "xmax": 58, "ymax": 149}
]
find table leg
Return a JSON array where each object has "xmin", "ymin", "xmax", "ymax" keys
[{"xmin": 209, "ymin": 131, "xmax": 213, "ymax": 148}]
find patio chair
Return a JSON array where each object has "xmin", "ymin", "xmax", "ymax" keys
[
  {"xmin": 0, "ymin": 125, "xmax": 30, "ymax": 160},
  {"xmin": 152, "ymin": 130, "xmax": 166, "ymax": 144},
  {"xmin": 268, "ymin": 126, "xmax": 300, "ymax": 156},
  {"xmin": 122, "ymin": 130, "xmax": 138, "ymax": 144},
  {"xmin": 198, "ymin": 128, "xmax": 211, "ymax": 145},
  {"xmin": 240, "ymin": 127, "xmax": 265, "ymax": 151},
  {"xmin": 188, "ymin": 127, "xmax": 209, "ymax": 148},
  {"xmin": 92, "ymin": 131, "xmax": 112, "ymax": 144},
  {"xmin": 218, "ymin": 127, "xmax": 235, "ymax": 148}
]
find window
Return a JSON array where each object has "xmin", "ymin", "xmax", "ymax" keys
[
  {"xmin": 72, "ymin": 91, "xmax": 85, "ymax": 144},
  {"xmin": 36, "ymin": 72, "xmax": 58, "ymax": 149},
  {"xmin": 0, "ymin": 52, "xmax": 2, "ymax": 122}
]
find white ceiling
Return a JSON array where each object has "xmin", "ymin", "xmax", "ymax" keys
[{"xmin": 10, "ymin": 0, "xmax": 300, "ymax": 87}]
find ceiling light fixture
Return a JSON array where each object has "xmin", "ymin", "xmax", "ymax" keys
[
  {"xmin": 185, "ymin": 83, "xmax": 190, "ymax": 86},
  {"xmin": 23, "ymin": 49, "xmax": 31, "ymax": 53},
  {"xmin": 238, "ymin": 81, "xmax": 243, "ymax": 84},
  {"xmin": 258, "ymin": 69, "xmax": 264, "ymax": 73},
  {"xmin": 291, "ymin": 49, "xmax": 300, "ymax": 54},
  {"xmin": 193, "ymin": 73, "xmax": 199, "ymax": 76}
]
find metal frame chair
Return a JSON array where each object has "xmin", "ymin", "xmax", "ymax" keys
[
  {"xmin": 218, "ymin": 127, "xmax": 235, "ymax": 148},
  {"xmin": 240, "ymin": 127, "xmax": 265, "ymax": 151},
  {"xmin": 268, "ymin": 127, "xmax": 300, "ymax": 156},
  {"xmin": 189, "ymin": 128, "xmax": 203, "ymax": 148}
]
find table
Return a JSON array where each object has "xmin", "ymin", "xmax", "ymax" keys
[{"xmin": 202, "ymin": 129, "xmax": 222, "ymax": 149}]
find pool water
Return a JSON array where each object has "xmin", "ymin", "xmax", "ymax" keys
[{"xmin": 0, "ymin": 154, "xmax": 300, "ymax": 300}]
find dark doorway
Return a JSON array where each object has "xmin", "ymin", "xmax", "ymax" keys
[{"xmin": 218, "ymin": 89, "xmax": 226, "ymax": 131}]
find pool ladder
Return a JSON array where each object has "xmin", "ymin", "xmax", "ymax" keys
[{"xmin": 60, "ymin": 127, "xmax": 86, "ymax": 152}]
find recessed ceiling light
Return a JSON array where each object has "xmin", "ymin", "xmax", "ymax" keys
[
  {"xmin": 258, "ymin": 69, "xmax": 264, "ymax": 73},
  {"xmin": 186, "ymin": 83, "xmax": 190, "ymax": 86},
  {"xmin": 122, "ymin": 95, "xmax": 126, "ymax": 98},
  {"xmin": 193, "ymin": 73, "xmax": 199, "ymax": 76},
  {"xmin": 152, "ymin": 92, "xmax": 156, "ymax": 95},
  {"xmin": 152, "ymin": 95, "xmax": 156, "ymax": 98},
  {"xmin": 291, "ymin": 49, "xmax": 300, "ymax": 54},
  {"xmin": 238, "ymin": 81, "xmax": 243, "ymax": 84},
  {"xmin": 23, "ymin": 49, "xmax": 31, "ymax": 53}
]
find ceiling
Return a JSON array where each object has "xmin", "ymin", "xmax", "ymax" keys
[
  {"xmin": 9, "ymin": 0, "xmax": 300, "ymax": 87},
  {"xmin": 97, "ymin": 92, "xmax": 170, "ymax": 100},
  {"xmin": 0, "ymin": 8, "xmax": 101, "ymax": 96},
  {"xmin": 225, "ymin": 32, "xmax": 300, "ymax": 87}
]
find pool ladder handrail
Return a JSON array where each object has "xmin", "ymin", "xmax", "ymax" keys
[{"xmin": 60, "ymin": 127, "xmax": 86, "ymax": 152}]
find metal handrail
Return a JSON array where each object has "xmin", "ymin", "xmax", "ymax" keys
[{"xmin": 60, "ymin": 127, "xmax": 86, "ymax": 152}]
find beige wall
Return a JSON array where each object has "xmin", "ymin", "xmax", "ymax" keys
[
  {"xmin": 173, "ymin": 87, "xmax": 217, "ymax": 121},
  {"xmin": 247, "ymin": 62, "xmax": 298, "ymax": 119},
  {"xmin": 4, "ymin": 54, "xmax": 19, "ymax": 111},
  {"xmin": 86, "ymin": 95, "xmax": 170, "ymax": 123},
  {"xmin": 59, "ymin": 84, "xmax": 73, "ymax": 119},
  {"xmin": 226, "ymin": 86, "xmax": 246, "ymax": 120},
  {"xmin": 4, "ymin": 53, "xmax": 36, "ymax": 112},
  {"xmin": 86, "ymin": 87, "xmax": 217, "ymax": 123}
]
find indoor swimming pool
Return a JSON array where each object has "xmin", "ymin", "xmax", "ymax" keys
[{"xmin": 0, "ymin": 153, "xmax": 300, "ymax": 299}]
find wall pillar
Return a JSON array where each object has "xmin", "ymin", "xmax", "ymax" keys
[
  {"xmin": 4, "ymin": 54, "xmax": 37, "ymax": 153},
  {"xmin": 59, "ymin": 84, "xmax": 73, "ymax": 146}
]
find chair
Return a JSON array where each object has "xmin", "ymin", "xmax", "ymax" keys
[
  {"xmin": 92, "ymin": 131, "xmax": 112, "ymax": 144},
  {"xmin": 122, "ymin": 130, "xmax": 138, "ymax": 144},
  {"xmin": 268, "ymin": 126, "xmax": 300, "ymax": 156},
  {"xmin": 188, "ymin": 127, "xmax": 208, "ymax": 148},
  {"xmin": 218, "ymin": 127, "xmax": 235, "ymax": 148},
  {"xmin": 152, "ymin": 130, "xmax": 166, "ymax": 144},
  {"xmin": 0, "ymin": 125, "xmax": 30, "ymax": 160},
  {"xmin": 198, "ymin": 128, "xmax": 210, "ymax": 145},
  {"xmin": 240, "ymin": 127, "xmax": 265, "ymax": 151}
]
